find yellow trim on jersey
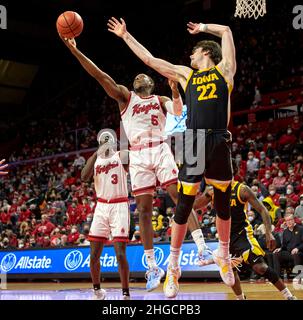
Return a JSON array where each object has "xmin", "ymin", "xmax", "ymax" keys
[
  {"xmin": 196, "ymin": 66, "xmax": 215, "ymax": 74},
  {"xmin": 237, "ymin": 183, "xmax": 246, "ymax": 205},
  {"xmin": 215, "ymin": 65, "xmax": 233, "ymax": 94},
  {"xmin": 242, "ymin": 222, "xmax": 265, "ymax": 263},
  {"xmin": 184, "ymin": 69, "xmax": 194, "ymax": 92},
  {"xmin": 177, "ymin": 181, "xmax": 200, "ymax": 196},
  {"xmin": 205, "ymin": 178, "xmax": 231, "ymax": 193}
]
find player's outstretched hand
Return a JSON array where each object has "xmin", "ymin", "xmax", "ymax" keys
[
  {"xmin": 0, "ymin": 159, "xmax": 8, "ymax": 175},
  {"xmin": 108, "ymin": 17, "xmax": 127, "ymax": 38},
  {"xmin": 187, "ymin": 22, "xmax": 201, "ymax": 34},
  {"xmin": 168, "ymin": 79, "xmax": 179, "ymax": 92},
  {"xmin": 266, "ymin": 233, "xmax": 277, "ymax": 251},
  {"xmin": 59, "ymin": 33, "xmax": 77, "ymax": 51}
]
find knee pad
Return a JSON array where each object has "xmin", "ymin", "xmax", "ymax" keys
[
  {"xmin": 174, "ymin": 191, "xmax": 196, "ymax": 225},
  {"xmin": 263, "ymin": 267, "xmax": 280, "ymax": 284},
  {"xmin": 214, "ymin": 183, "xmax": 231, "ymax": 220}
]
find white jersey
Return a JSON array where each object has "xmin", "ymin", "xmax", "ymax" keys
[
  {"xmin": 121, "ymin": 91, "xmax": 166, "ymax": 146},
  {"xmin": 94, "ymin": 151, "xmax": 128, "ymax": 200}
]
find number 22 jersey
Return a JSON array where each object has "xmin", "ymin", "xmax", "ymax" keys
[{"xmin": 185, "ymin": 66, "xmax": 232, "ymax": 130}]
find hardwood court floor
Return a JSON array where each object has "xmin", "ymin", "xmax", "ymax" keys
[{"xmin": 1, "ymin": 280, "xmax": 302, "ymax": 300}]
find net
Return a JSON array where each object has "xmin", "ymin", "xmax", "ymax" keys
[{"xmin": 234, "ymin": 0, "xmax": 266, "ymax": 19}]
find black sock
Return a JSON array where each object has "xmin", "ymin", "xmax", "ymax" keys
[
  {"xmin": 93, "ymin": 284, "xmax": 101, "ymax": 291},
  {"xmin": 122, "ymin": 288, "xmax": 130, "ymax": 296}
]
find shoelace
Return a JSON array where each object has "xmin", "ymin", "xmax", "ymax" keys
[
  {"xmin": 145, "ymin": 268, "xmax": 159, "ymax": 281},
  {"xmin": 168, "ymin": 268, "xmax": 179, "ymax": 287},
  {"xmin": 230, "ymin": 255, "xmax": 243, "ymax": 272}
]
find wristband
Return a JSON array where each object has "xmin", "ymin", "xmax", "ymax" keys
[{"xmin": 199, "ymin": 23, "xmax": 208, "ymax": 32}]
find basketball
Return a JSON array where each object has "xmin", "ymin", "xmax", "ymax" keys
[{"xmin": 56, "ymin": 11, "xmax": 83, "ymax": 38}]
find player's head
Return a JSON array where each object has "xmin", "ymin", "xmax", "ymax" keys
[
  {"xmin": 133, "ymin": 73, "xmax": 155, "ymax": 94},
  {"xmin": 96, "ymin": 130, "xmax": 117, "ymax": 157},
  {"xmin": 190, "ymin": 40, "xmax": 222, "ymax": 69}
]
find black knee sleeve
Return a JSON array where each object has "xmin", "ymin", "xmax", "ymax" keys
[
  {"xmin": 174, "ymin": 192, "xmax": 195, "ymax": 225},
  {"xmin": 263, "ymin": 267, "xmax": 280, "ymax": 284},
  {"xmin": 214, "ymin": 184, "xmax": 231, "ymax": 220}
]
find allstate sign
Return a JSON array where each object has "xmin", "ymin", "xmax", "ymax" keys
[
  {"xmin": 0, "ymin": 253, "xmax": 17, "ymax": 272},
  {"xmin": 64, "ymin": 250, "xmax": 83, "ymax": 271},
  {"xmin": 0, "ymin": 241, "xmax": 219, "ymax": 275}
]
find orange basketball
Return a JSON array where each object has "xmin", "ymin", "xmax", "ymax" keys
[{"xmin": 56, "ymin": 11, "xmax": 83, "ymax": 38}]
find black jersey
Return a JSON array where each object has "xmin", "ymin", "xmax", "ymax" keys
[
  {"xmin": 184, "ymin": 66, "xmax": 232, "ymax": 130},
  {"xmin": 230, "ymin": 181, "xmax": 250, "ymax": 234}
]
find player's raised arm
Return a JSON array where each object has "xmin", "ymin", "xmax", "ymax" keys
[
  {"xmin": 240, "ymin": 185, "xmax": 276, "ymax": 251},
  {"xmin": 107, "ymin": 17, "xmax": 191, "ymax": 89},
  {"xmin": 59, "ymin": 35, "xmax": 129, "ymax": 110},
  {"xmin": 187, "ymin": 22, "xmax": 236, "ymax": 80},
  {"xmin": 81, "ymin": 152, "xmax": 97, "ymax": 182},
  {"xmin": 160, "ymin": 80, "xmax": 183, "ymax": 116}
]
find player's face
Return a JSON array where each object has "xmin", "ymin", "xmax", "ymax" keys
[
  {"xmin": 133, "ymin": 74, "xmax": 152, "ymax": 91},
  {"xmin": 190, "ymin": 48, "xmax": 203, "ymax": 69}
]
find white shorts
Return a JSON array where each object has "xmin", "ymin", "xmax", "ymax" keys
[
  {"xmin": 129, "ymin": 142, "xmax": 178, "ymax": 196},
  {"xmin": 88, "ymin": 201, "xmax": 130, "ymax": 242}
]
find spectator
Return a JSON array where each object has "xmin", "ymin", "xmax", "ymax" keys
[
  {"xmin": 285, "ymin": 184, "xmax": 299, "ymax": 208},
  {"xmin": 78, "ymin": 234, "xmax": 90, "ymax": 246},
  {"xmin": 294, "ymin": 194, "xmax": 303, "ymax": 222},
  {"xmin": 67, "ymin": 225, "xmax": 80, "ymax": 244},
  {"xmin": 268, "ymin": 184, "xmax": 280, "ymax": 206},
  {"xmin": 278, "ymin": 128, "xmax": 297, "ymax": 146},
  {"xmin": 0, "ymin": 159, "xmax": 8, "ymax": 175},
  {"xmin": 263, "ymin": 197, "xmax": 281, "ymax": 225},
  {"xmin": 151, "ymin": 208, "xmax": 164, "ymax": 232},
  {"xmin": 261, "ymin": 170, "xmax": 273, "ymax": 188},
  {"xmin": 272, "ymin": 170, "xmax": 287, "ymax": 192},
  {"xmin": 246, "ymin": 151, "xmax": 259, "ymax": 177},
  {"xmin": 273, "ymin": 213, "xmax": 303, "ymax": 277}
]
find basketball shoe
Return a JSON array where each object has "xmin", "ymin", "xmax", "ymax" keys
[
  {"xmin": 145, "ymin": 266, "xmax": 165, "ymax": 291},
  {"xmin": 163, "ymin": 265, "xmax": 181, "ymax": 298},
  {"xmin": 212, "ymin": 249, "xmax": 235, "ymax": 287},
  {"xmin": 93, "ymin": 288, "xmax": 106, "ymax": 300}
]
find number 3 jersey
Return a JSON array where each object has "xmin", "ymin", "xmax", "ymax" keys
[
  {"xmin": 185, "ymin": 66, "xmax": 232, "ymax": 130},
  {"xmin": 94, "ymin": 152, "xmax": 128, "ymax": 200},
  {"xmin": 121, "ymin": 91, "xmax": 166, "ymax": 146}
]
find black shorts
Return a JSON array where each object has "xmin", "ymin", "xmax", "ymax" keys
[
  {"xmin": 177, "ymin": 129, "xmax": 232, "ymax": 194},
  {"xmin": 230, "ymin": 229, "xmax": 265, "ymax": 268}
]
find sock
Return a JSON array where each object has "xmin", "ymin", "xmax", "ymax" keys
[
  {"xmin": 122, "ymin": 288, "xmax": 130, "ymax": 296},
  {"xmin": 169, "ymin": 247, "xmax": 181, "ymax": 268},
  {"xmin": 281, "ymin": 287, "xmax": 293, "ymax": 299},
  {"xmin": 93, "ymin": 283, "xmax": 101, "ymax": 291},
  {"xmin": 236, "ymin": 293, "xmax": 246, "ymax": 300},
  {"xmin": 191, "ymin": 228, "xmax": 206, "ymax": 254},
  {"xmin": 145, "ymin": 249, "xmax": 157, "ymax": 268},
  {"xmin": 218, "ymin": 240, "xmax": 230, "ymax": 258}
]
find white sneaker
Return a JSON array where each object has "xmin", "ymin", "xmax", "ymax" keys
[
  {"xmin": 212, "ymin": 249, "xmax": 235, "ymax": 287},
  {"xmin": 163, "ymin": 266, "xmax": 181, "ymax": 298},
  {"xmin": 93, "ymin": 288, "xmax": 106, "ymax": 300}
]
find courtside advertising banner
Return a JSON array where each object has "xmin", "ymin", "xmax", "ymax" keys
[{"xmin": 0, "ymin": 241, "xmax": 219, "ymax": 276}]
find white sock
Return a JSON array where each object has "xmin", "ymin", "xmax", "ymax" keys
[
  {"xmin": 218, "ymin": 240, "xmax": 230, "ymax": 258},
  {"xmin": 145, "ymin": 249, "xmax": 157, "ymax": 268},
  {"xmin": 236, "ymin": 293, "xmax": 246, "ymax": 300},
  {"xmin": 191, "ymin": 228, "xmax": 206, "ymax": 254},
  {"xmin": 169, "ymin": 247, "xmax": 181, "ymax": 268},
  {"xmin": 281, "ymin": 287, "xmax": 293, "ymax": 299}
]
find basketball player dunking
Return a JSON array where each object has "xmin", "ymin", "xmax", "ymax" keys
[
  {"xmin": 108, "ymin": 18, "xmax": 237, "ymax": 297},
  {"xmin": 59, "ymin": 35, "xmax": 207, "ymax": 292},
  {"xmin": 81, "ymin": 131, "xmax": 130, "ymax": 300}
]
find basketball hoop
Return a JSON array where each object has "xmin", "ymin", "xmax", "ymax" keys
[{"xmin": 234, "ymin": 0, "xmax": 266, "ymax": 19}]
